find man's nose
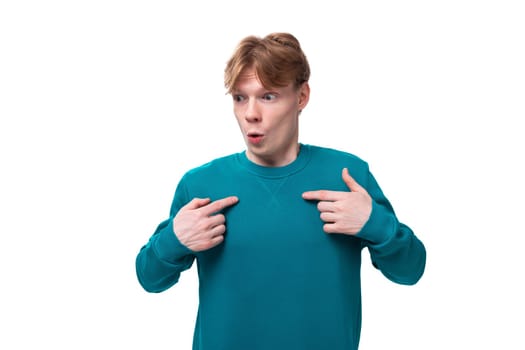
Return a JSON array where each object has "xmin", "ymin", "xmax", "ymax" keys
[{"xmin": 245, "ymin": 99, "xmax": 261, "ymax": 122}]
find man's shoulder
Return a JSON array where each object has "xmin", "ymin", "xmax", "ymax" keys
[
  {"xmin": 307, "ymin": 144, "xmax": 368, "ymax": 165},
  {"xmin": 184, "ymin": 152, "xmax": 240, "ymax": 178}
]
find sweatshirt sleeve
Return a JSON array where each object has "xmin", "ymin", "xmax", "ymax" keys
[
  {"xmin": 356, "ymin": 168, "xmax": 426, "ymax": 285},
  {"xmin": 135, "ymin": 178, "xmax": 196, "ymax": 293}
]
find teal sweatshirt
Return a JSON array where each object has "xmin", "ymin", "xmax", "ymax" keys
[{"xmin": 136, "ymin": 144, "xmax": 426, "ymax": 350}]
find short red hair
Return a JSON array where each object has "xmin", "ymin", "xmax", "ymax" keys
[{"xmin": 224, "ymin": 32, "xmax": 310, "ymax": 93}]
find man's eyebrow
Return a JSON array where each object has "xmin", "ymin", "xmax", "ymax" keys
[{"xmin": 231, "ymin": 87, "xmax": 270, "ymax": 95}]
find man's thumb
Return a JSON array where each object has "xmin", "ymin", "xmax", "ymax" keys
[{"xmin": 342, "ymin": 168, "xmax": 364, "ymax": 192}]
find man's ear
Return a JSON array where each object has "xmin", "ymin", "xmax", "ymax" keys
[{"xmin": 298, "ymin": 82, "xmax": 310, "ymax": 110}]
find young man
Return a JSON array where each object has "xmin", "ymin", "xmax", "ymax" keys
[{"xmin": 136, "ymin": 32, "xmax": 426, "ymax": 350}]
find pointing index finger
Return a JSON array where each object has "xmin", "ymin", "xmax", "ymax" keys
[
  {"xmin": 302, "ymin": 190, "xmax": 345, "ymax": 202},
  {"xmin": 201, "ymin": 196, "xmax": 239, "ymax": 215}
]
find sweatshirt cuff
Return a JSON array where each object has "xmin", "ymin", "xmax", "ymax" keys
[
  {"xmin": 356, "ymin": 201, "xmax": 397, "ymax": 245},
  {"xmin": 153, "ymin": 219, "xmax": 194, "ymax": 263}
]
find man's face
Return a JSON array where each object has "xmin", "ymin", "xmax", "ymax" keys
[{"xmin": 232, "ymin": 68, "xmax": 309, "ymax": 167}]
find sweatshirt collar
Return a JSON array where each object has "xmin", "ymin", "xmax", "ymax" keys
[{"xmin": 237, "ymin": 143, "xmax": 311, "ymax": 178}]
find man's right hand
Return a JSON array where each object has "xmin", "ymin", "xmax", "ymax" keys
[{"xmin": 173, "ymin": 196, "xmax": 239, "ymax": 252}]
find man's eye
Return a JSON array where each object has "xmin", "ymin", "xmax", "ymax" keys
[
  {"xmin": 233, "ymin": 95, "xmax": 245, "ymax": 102},
  {"xmin": 262, "ymin": 93, "xmax": 277, "ymax": 101}
]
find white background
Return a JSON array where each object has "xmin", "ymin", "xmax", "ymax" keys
[{"xmin": 1, "ymin": 1, "xmax": 524, "ymax": 349}]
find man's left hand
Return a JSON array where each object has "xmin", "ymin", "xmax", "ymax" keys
[{"xmin": 302, "ymin": 168, "xmax": 372, "ymax": 235}]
